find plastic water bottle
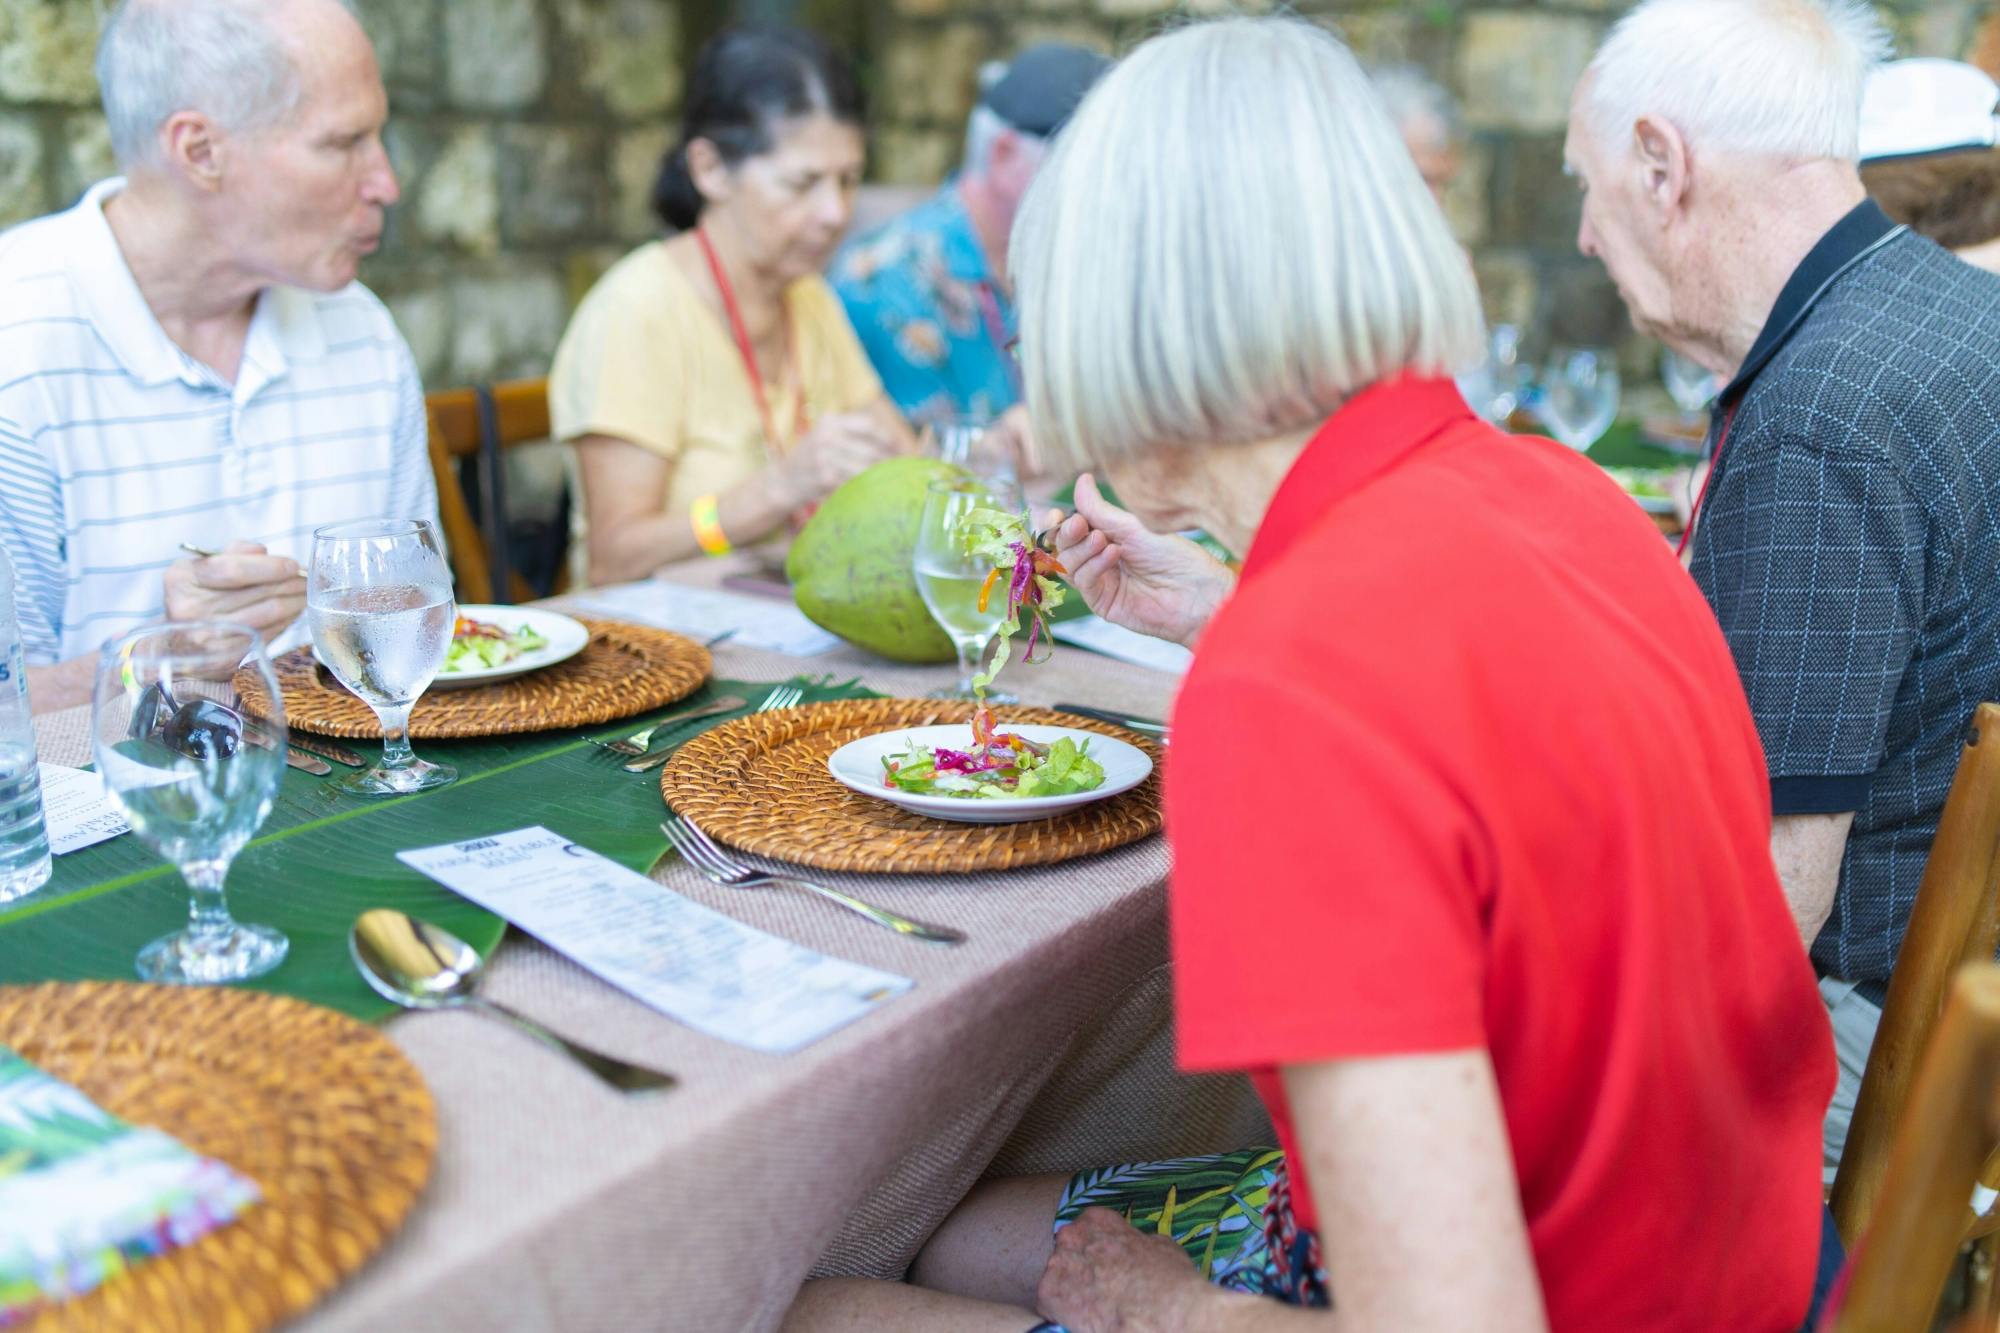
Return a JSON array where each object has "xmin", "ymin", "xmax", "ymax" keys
[{"xmin": 0, "ymin": 549, "xmax": 50, "ymax": 903}]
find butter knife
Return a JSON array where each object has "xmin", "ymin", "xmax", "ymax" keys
[
  {"xmin": 287, "ymin": 734, "xmax": 366, "ymax": 767},
  {"xmin": 285, "ymin": 746, "xmax": 333, "ymax": 776},
  {"xmin": 1050, "ymin": 702, "xmax": 1168, "ymax": 735}
]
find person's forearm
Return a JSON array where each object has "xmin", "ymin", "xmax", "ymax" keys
[
  {"xmin": 1771, "ymin": 811, "xmax": 1855, "ymax": 950},
  {"xmin": 26, "ymin": 656, "xmax": 96, "ymax": 715},
  {"xmin": 589, "ymin": 469, "xmax": 800, "ymax": 584}
]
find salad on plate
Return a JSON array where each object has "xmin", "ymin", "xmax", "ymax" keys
[
  {"xmin": 443, "ymin": 614, "xmax": 548, "ymax": 674},
  {"xmin": 883, "ymin": 506, "xmax": 1108, "ymax": 801},
  {"xmin": 882, "ymin": 715, "xmax": 1106, "ymax": 799}
]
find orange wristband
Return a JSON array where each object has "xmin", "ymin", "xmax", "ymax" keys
[{"xmin": 690, "ymin": 493, "xmax": 731, "ymax": 557}]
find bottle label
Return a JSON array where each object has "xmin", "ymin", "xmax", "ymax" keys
[{"xmin": 0, "ymin": 641, "xmax": 21, "ymax": 699}]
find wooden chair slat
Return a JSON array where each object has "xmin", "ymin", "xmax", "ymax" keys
[
  {"xmin": 1833, "ymin": 702, "xmax": 2000, "ymax": 1246},
  {"xmin": 1828, "ymin": 965, "xmax": 2000, "ymax": 1332},
  {"xmin": 422, "ymin": 377, "xmax": 564, "ymax": 604}
]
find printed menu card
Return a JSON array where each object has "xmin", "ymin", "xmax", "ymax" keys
[{"xmin": 399, "ymin": 827, "xmax": 911, "ymax": 1054}]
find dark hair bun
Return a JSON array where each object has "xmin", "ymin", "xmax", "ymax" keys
[
  {"xmin": 652, "ymin": 142, "xmax": 704, "ymax": 233},
  {"xmin": 650, "ymin": 24, "xmax": 866, "ymax": 232}
]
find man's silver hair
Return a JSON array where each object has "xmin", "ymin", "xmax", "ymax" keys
[
  {"xmin": 1368, "ymin": 63, "xmax": 1462, "ymax": 150},
  {"xmin": 96, "ymin": 0, "xmax": 352, "ymax": 168},
  {"xmin": 1583, "ymin": 0, "xmax": 1890, "ymax": 163}
]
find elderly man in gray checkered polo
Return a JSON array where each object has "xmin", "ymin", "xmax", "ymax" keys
[{"xmin": 1566, "ymin": 0, "xmax": 2000, "ymax": 1182}]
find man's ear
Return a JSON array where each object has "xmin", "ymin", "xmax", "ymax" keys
[
  {"xmin": 160, "ymin": 110, "xmax": 226, "ymax": 192},
  {"xmin": 1631, "ymin": 114, "xmax": 1691, "ymax": 219},
  {"xmin": 987, "ymin": 128, "xmax": 1044, "ymax": 192}
]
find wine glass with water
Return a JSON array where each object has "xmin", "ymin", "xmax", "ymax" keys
[
  {"xmin": 914, "ymin": 476, "xmax": 1022, "ymax": 703},
  {"xmin": 1661, "ymin": 347, "xmax": 1719, "ymax": 417},
  {"xmin": 1539, "ymin": 347, "xmax": 1621, "ymax": 452},
  {"xmin": 93, "ymin": 621, "xmax": 288, "ymax": 983},
  {"xmin": 307, "ymin": 518, "xmax": 457, "ymax": 796},
  {"xmin": 1456, "ymin": 323, "xmax": 1526, "ymax": 424}
]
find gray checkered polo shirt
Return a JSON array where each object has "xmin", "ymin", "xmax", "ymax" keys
[{"xmin": 1688, "ymin": 201, "xmax": 2000, "ymax": 999}]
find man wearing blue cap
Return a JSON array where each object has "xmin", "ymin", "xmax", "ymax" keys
[{"xmin": 832, "ymin": 44, "xmax": 1109, "ymax": 429}]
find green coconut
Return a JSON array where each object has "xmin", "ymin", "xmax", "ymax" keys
[{"xmin": 786, "ymin": 457, "xmax": 963, "ymax": 663}]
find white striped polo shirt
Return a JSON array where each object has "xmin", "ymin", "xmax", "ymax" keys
[{"xmin": 0, "ymin": 178, "xmax": 438, "ymax": 664}]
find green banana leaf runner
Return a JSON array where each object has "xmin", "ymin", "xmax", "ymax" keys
[{"xmin": 0, "ymin": 676, "xmax": 877, "ymax": 1023}]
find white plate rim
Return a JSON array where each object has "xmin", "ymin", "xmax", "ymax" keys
[{"xmin": 824, "ymin": 723, "xmax": 1154, "ymax": 822}]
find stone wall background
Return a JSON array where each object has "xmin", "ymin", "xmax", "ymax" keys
[{"xmin": 0, "ymin": 0, "xmax": 1987, "ymax": 392}]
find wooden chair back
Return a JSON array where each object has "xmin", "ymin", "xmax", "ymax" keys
[
  {"xmin": 1825, "ymin": 964, "xmax": 2000, "ymax": 1332},
  {"xmin": 1830, "ymin": 701, "xmax": 2000, "ymax": 1321},
  {"xmin": 424, "ymin": 378, "xmax": 561, "ymax": 604}
]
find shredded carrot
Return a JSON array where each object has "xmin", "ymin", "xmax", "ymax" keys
[{"xmin": 976, "ymin": 566, "xmax": 1004, "ymax": 613}]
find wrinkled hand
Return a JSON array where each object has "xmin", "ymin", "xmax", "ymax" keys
[
  {"xmin": 1047, "ymin": 474, "xmax": 1235, "ymax": 648},
  {"xmin": 776, "ymin": 411, "xmax": 904, "ymax": 508},
  {"xmin": 162, "ymin": 542, "xmax": 306, "ymax": 641},
  {"xmin": 1037, "ymin": 1207, "xmax": 1210, "ymax": 1333}
]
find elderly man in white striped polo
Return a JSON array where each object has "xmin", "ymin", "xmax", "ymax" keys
[{"xmin": 0, "ymin": 0, "xmax": 437, "ymax": 711}]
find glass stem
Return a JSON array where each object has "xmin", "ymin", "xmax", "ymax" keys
[
  {"xmin": 376, "ymin": 702, "xmax": 417, "ymax": 771},
  {"xmin": 955, "ymin": 637, "xmax": 982, "ymax": 696},
  {"xmin": 182, "ymin": 857, "xmax": 235, "ymax": 941}
]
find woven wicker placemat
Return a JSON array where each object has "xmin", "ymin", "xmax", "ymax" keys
[
  {"xmin": 240, "ymin": 618, "xmax": 710, "ymax": 739},
  {"xmin": 659, "ymin": 698, "xmax": 1163, "ymax": 874},
  {"xmin": 0, "ymin": 981, "xmax": 434, "ymax": 1333}
]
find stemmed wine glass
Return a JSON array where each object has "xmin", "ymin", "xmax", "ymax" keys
[
  {"xmin": 307, "ymin": 518, "xmax": 457, "ymax": 796},
  {"xmin": 1457, "ymin": 323, "xmax": 1526, "ymax": 424},
  {"xmin": 1539, "ymin": 346, "xmax": 1621, "ymax": 451},
  {"xmin": 931, "ymin": 416, "xmax": 1014, "ymax": 487},
  {"xmin": 93, "ymin": 621, "xmax": 288, "ymax": 983},
  {"xmin": 914, "ymin": 475, "xmax": 1023, "ymax": 703},
  {"xmin": 1661, "ymin": 347, "xmax": 1719, "ymax": 417}
]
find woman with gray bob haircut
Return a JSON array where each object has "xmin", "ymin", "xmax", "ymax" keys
[{"xmin": 786, "ymin": 15, "xmax": 1840, "ymax": 1333}]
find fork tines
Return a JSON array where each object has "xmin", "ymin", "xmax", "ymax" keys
[
  {"xmin": 662, "ymin": 816, "xmax": 742, "ymax": 884},
  {"xmin": 759, "ymin": 684, "xmax": 804, "ymax": 711},
  {"xmin": 593, "ymin": 683, "xmax": 798, "ymax": 759}
]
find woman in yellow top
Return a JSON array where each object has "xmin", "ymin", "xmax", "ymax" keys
[{"xmin": 551, "ymin": 26, "xmax": 913, "ymax": 584}]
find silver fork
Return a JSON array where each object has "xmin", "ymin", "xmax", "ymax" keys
[
  {"xmin": 587, "ymin": 694, "xmax": 750, "ymax": 757},
  {"xmin": 619, "ymin": 683, "xmax": 804, "ymax": 772},
  {"xmin": 661, "ymin": 815, "xmax": 967, "ymax": 945}
]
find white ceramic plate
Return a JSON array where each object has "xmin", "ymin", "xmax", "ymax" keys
[
  {"xmin": 433, "ymin": 605, "xmax": 589, "ymax": 688},
  {"xmin": 316, "ymin": 604, "xmax": 590, "ymax": 691},
  {"xmin": 825, "ymin": 723, "xmax": 1154, "ymax": 825}
]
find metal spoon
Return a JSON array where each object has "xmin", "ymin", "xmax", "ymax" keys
[{"xmin": 349, "ymin": 909, "xmax": 676, "ymax": 1093}]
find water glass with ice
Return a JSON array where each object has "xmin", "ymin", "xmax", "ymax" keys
[
  {"xmin": 0, "ymin": 545, "xmax": 49, "ymax": 904},
  {"xmin": 307, "ymin": 518, "xmax": 457, "ymax": 796}
]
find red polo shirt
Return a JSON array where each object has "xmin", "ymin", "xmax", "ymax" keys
[{"xmin": 1169, "ymin": 377, "xmax": 1833, "ymax": 1331}]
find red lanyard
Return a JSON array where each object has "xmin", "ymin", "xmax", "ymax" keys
[
  {"xmin": 1675, "ymin": 400, "xmax": 1740, "ymax": 560},
  {"xmin": 695, "ymin": 228, "xmax": 808, "ymax": 459},
  {"xmin": 975, "ymin": 280, "xmax": 1021, "ymax": 401}
]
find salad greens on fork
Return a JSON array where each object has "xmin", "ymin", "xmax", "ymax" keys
[{"xmin": 883, "ymin": 506, "xmax": 1108, "ymax": 800}]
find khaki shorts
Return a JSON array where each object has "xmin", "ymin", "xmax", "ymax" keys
[{"xmin": 1819, "ymin": 976, "xmax": 1884, "ymax": 1187}]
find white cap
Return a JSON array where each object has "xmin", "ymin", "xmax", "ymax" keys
[{"xmin": 1860, "ymin": 58, "xmax": 2000, "ymax": 164}]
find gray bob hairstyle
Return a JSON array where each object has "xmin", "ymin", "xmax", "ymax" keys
[
  {"xmin": 1010, "ymin": 16, "xmax": 1483, "ymax": 468},
  {"xmin": 96, "ymin": 0, "xmax": 352, "ymax": 168}
]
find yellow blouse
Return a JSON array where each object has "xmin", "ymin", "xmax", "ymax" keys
[{"xmin": 549, "ymin": 240, "xmax": 884, "ymax": 524}]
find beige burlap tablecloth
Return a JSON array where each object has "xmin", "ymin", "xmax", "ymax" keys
[{"xmin": 29, "ymin": 557, "xmax": 1268, "ymax": 1332}]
